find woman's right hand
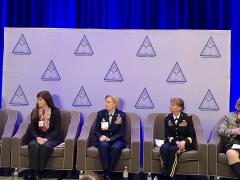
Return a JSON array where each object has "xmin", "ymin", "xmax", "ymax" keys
[
  {"xmin": 231, "ymin": 128, "xmax": 240, "ymax": 135},
  {"xmin": 36, "ymin": 137, "xmax": 47, "ymax": 144},
  {"xmin": 99, "ymin": 135, "xmax": 107, "ymax": 142},
  {"xmin": 36, "ymin": 137, "xmax": 42, "ymax": 144}
]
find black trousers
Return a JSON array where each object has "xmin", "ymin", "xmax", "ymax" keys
[
  {"xmin": 28, "ymin": 139, "xmax": 60, "ymax": 171},
  {"xmin": 160, "ymin": 142, "xmax": 179, "ymax": 178},
  {"xmin": 97, "ymin": 140, "xmax": 125, "ymax": 173}
]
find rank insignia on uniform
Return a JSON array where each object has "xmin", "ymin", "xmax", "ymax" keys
[{"xmin": 179, "ymin": 120, "xmax": 188, "ymax": 126}]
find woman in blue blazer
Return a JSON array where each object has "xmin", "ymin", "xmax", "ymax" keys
[{"xmin": 95, "ymin": 95, "xmax": 126, "ymax": 180}]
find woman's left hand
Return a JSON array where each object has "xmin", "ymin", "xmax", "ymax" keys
[
  {"xmin": 178, "ymin": 140, "xmax": 186, "ymax": 151},
  {"xmin": 38, "ymin": 137, "xmax": 48, "ymax": 144}
]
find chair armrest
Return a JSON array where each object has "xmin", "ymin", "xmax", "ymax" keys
[
  {"xmin": 76, "ymin": 112, "xmax": 97, "ymax": 171},
  {"xmin": 208, "ymin": 128, "xmax": 221, "ymax": 176},
  {"xmin": 63, "ymin": 111, "xmax": 81, "ymax": 169},
  {"xmin": 65, "ymin": 111, "xmax": 81, "ymax": 141},
  {"xmin": 143, "ymin": 113, "xmax": 158, "ymax": 172},
  {"xmin": 2, "ymin": 109, "xmax": 18, "ymax": 137},
  {"xmin": 191, "ymin": 115, "xmax": 208, "ymax": 175},
  {"xmin": 1, "ymin": 122, "xmax": 15, "ymax": 167},
  {"xmin": 1, "ymin": 109, "xmax": 18, "ymax": 166},
  {"xmin": 128, "ymin": 112, "xmax": 140, "ymax": 173},
  {"xmin": 11, "ymin": 122, "xmax": 30, "ymax": 168}
]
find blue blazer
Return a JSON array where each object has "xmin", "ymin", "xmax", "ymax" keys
[{"xmin": 95, "ymin": 109, "xmax": 126, "ymax": 143}]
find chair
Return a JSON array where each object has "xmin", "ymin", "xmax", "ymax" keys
[
  {"xmin": 143, "ymin": 113, "xmax": 207, "ymax": 176},
  {"xmin": 0, "ymin": 109, "xmax": 17, "ymax": 167},
  {"xmin": 76, "ymin": 112, "xmax": 140, "ymax": 173},
  {"xmin": 11, "ymin": 110, "xmax": 80, "ymax": 170},
  {"xmin": 208, "ymin": 116, "xmax": 238, "ymax": 179}
]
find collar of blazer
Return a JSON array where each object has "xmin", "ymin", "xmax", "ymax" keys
[{"xmin": 105, "ymin": 109, "xmax": 120, "ymax": 123}]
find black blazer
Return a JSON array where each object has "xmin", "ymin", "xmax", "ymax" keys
[
  {"xmin": 95, "ymin": 109, "xmax": 126, "ymax": 143},
  {"xmin": 164, "ymin": 112, "xmax": 196, "ymax": 150},
  {"xmin": 29, "ymin": 107, "xmax": 61, "ymax": 141}
]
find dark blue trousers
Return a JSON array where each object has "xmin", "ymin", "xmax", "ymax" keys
[
  {"xmin": 97, "ymin": 140, "xmax": 125, "ymax": 173},
  {"xmin": 28, "ymin": 139, "xmax": 60, "ymax": 171},
  {"xmin": 160, "ymin": 142, "xmax": 179, "ymax": 178}
]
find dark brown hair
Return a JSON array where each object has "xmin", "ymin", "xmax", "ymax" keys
[{"xmin": 31, "ymin": 91, "xmax": 55, "ymax": 120}]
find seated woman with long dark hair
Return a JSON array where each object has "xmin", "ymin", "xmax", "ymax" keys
[{"xmin": 25, "ymin": 91, "xmax": 61, "ymax": 180}]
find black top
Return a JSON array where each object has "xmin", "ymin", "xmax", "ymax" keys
[
  {"xmin": 164, "ymin": 112, "xmax": 196, "ymax": 150},
  {"xmin": 29, "ymin": 107, "xmax": 61, "ymax": 141},
  {"xmin": 95, "ymin": 109, "xmax": 126, "ymax": 143}
]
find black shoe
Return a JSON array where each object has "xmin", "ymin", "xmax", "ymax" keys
[
  {"xmin": 34, "ymin": 175, "xmax": 41, "ymax": 180},
  {"xmin": 161, "ymin": 174, "xmax": 168, "ymax": 180},
  {"xmin": 104, "ymin": 174, "xmax": 110, "ymax": 180},
  {"xmin": 24, "ymin": 174, "xmax": 33, "ymax": 180}
]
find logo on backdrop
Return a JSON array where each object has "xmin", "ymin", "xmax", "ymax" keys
[
  {"xmin": 136, "ymin": 36, "xmax": 156, "ymax": 57},
  {"xmin": 166, "ymin": 62, "xmax": 187, "ymax": 83},
  {"xmin": 12, "ymin": 34, "xmax": 31, "ymax": 55},
  {"xmin": 199, "ymin": 89, "xmax": 219, "ymax": 111},
  {"xmin": 41, "ymin": 60, "xmax": 61, "ymax": 81},
  {"xmin": 104, "ymin": 61, "xmax": 124, "ymax": 82},
  {"xmin": 135, "ymin": 88, "xmax": 154, "ymax": 109},
  {"xmin": 9, "ymin": 85, "xmax": 29, "ymax": 106},
  {"xmin": 200, "ymin": 36, "xmax": 221, "ymax": 58},
  {"xmin": 72, "ymin": 86, "xmax": 92, "ymax": 106},
  {"xmin": 74, "ymin": 35, "xmax": 94, "ymax": 56}
]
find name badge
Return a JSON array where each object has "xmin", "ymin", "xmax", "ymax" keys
[
  {"xmin": 39, "ymin": 120, "xmax": 44, "ymax": 127},
  {"xmin": 101, "ymin": 122, "xmax": 109, "ymax": 130}
]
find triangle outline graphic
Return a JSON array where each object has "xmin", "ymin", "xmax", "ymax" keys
[
  {"xmin": 200, "ymin": 36, "xmax": 221, "ymax": 58},
  {"xmin": 12, "ymin": 34, "xmax": 31, "ymax": 55},
  {"xmin": 199, "ymin": 89, "xmax": 220, "ymax": 111},
  {"xmin": 9, "ymin": 85, "xmax": 29, "ymax": 105},
  {"xmin": 41, "ymin": 60, "xmax": 61, "ymax": 81},
  {"xmin": 135, "ymin": 88, "xmax": 155, "ymax": 109},
  {"xmin": 72, "ymin": 86, "xmax": 92, "ymax": 106},
  {"xmin": 136, "ymin": 36, "xmax": 156, "ymax": 57},
  {"xmin": 104, "ymin": 61, "xmax": 124, "ymax": 82},
  {"xmin": 74, "ymin": 34, "xmax": 94, "ymax": 56},
  {"xmin": 166, "ymin": 62, "xmax": 187, "ymax": 82}
]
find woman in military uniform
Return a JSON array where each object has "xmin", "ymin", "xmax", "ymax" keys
[
  {"xmin": 94, "ymin": 95, "xmax": 126, "ymax": 180},
  {"xmin": 218, "ymin": 98, "xmax": 240, "ymax": 178},
  {"xmin": 160, "ymin": 98, "xmax": 196, "ymax": 180}
]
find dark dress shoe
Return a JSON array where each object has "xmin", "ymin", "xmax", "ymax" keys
[
  {"xmin": 24, "ymin": 174, "xmax": 33, "ymax": 180},
  {"xmin": 104, "ymin": 174, "xmax": 110, "ymax": 180},
  {"xmin": 34, "ymin": 175, "xmax": 41, "ymax": 180}
]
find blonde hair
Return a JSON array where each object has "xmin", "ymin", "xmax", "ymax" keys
[
  {"xmin": 235, "ymin": 98, "xmax": 240, "ymax": 111},
  {"xmin": 170, "ymin": 97, "xmax": 185, "ymax": 110},
  {"xmin": 105, "ymin": 95, "xmax": 120, "ymax": 108}
]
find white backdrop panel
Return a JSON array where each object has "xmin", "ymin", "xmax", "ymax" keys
[{"xmin": 2, "ymin": 28, "xmax": 231, "ymax": 138}]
